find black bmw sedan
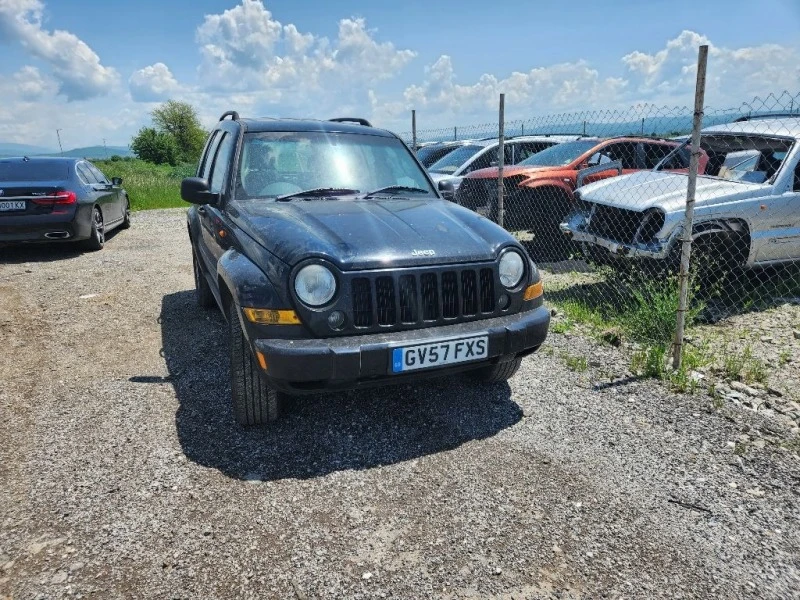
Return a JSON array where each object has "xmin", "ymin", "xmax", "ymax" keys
[{"xmin": 0, "ymin": 157, "xmax": 130, "ymax": 250}]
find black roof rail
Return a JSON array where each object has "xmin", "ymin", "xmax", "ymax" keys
[
  {"xmin": 733, "ymin": 112, "xmax": 800, "ymax": 123},
  {"xmin": 219, "ymin": 111, "xmax": 240, "ymax": 122},
  {"xmin": 329, "ymin": 117, "xmax": 372, "ymax": 127}
]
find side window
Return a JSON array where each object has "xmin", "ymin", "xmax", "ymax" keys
[
  {"xmin": 199, "ymin": 131, "xmax": 221, "ymax": 180},
  {"xmin": 464, "ymin": 147, "xmax": 497, "ymax": 173},
  {"xmin": 77, "ymin": 163, "xmax": 98, "ymax": 184},
  {"xmin": 601, "ymin": 142, "xmax": 639, "ymax": 169},
  {"xmin": 87, "ymin": 163, "xmax": 109, "ymax": 184},
  {"xmin": 642, "ymin": 143, "xmax": 682, "ymax": 169},
  {"xmin": 516, "ymin": 142, "xmax": 547, "ymax": 162},
  {"xmin": 793, "ymin": 160, "xmax": 800, "ymax": 192},
  {"xmin": 209, "ymin": 132, "xmax": 236, "ymax": 195}
]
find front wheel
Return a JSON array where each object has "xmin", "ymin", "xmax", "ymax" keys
[
  {"xmin": 470, "ymin": 357, "xmax": 523, "ymax": 383},
  {"xmin": 229, "ymin": 304, "xmax": 281, "ymax": 426}
]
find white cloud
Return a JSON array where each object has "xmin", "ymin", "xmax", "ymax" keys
[
  {"xmin": 0, "ymin": 0, "xmax": 118, "ymax": 101},
  {"xmin": 623, "ymin": 30, "xmax": 800, "ymax": 106},
  {"xmin": 195, "ymin": 0, "xmax": 415, "ymax": 96},
  {"xmin": 8, "ymin": 65, "xmax": 55, "ymax": 100},
  {"xmin": 129, "ymin": 63, "xmax": 180, "ymax": 102}
]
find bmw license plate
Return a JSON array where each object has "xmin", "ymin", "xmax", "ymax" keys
[
  {"xmin": 0, "ymin": 201, "xmax": 26, "ymax": 211},
  {"xmin": 391, "ymin": 334, "xmax": 488, "ymax": 373}
]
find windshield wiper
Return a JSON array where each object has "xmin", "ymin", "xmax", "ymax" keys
[
  {"xmin": 363, "ymin": 185, "xmax": 431, "ymax": 198},
  {"xmin": 276, "ymin": 187, "xmax": 360, "ymax": 201}
]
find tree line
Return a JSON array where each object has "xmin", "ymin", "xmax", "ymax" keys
[{"xmin": 131, "ymin": 100, "xmax": 207, "ymax": 166}]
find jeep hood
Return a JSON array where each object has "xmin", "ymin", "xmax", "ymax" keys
[
  {"xmin": 230, "ymin": 198, "xmax": 511, "ymax": 270},
  {"xmin": 578, "ymin": 171, "xmax": 767, "ymax": 212}
]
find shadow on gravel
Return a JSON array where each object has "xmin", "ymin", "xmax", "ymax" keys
[
  {"xmin": 155, "ymin": 291, "xmax": 521, "ymax": 482},
  {"xmin": 0, "ymin": 230, "xmax": 123, "ymax": 265}
]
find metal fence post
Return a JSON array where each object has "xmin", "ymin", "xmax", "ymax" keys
[
  {"xmin": 672, "ymin": 44, "xmax": 708, "ymax": 370},
  {"xmin": 412, "ymin": 110, "xmax": 417, "ymax": 151},
  {"xmin": 497, "ymin": 93, "xmax": 505, "ymax": 228}
]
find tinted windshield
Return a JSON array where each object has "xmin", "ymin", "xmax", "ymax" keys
[
  {"xmin": 428, "ymin": 145, "xmax": 484, "ymax": 174},
  {"xmin": 236, "ymin": 132, "xmax": 435, "ymax": 199},
  {"xmin": 0, "ymin": 160, "xmax": 71, "ymax": 182},
  {"xmin": 518, "ymin": 140, "xmax": 599, "ymax": 167}
]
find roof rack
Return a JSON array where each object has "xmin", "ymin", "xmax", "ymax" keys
[
  {"xmin": 329, "ymin": 117, "xmax": 372, "ymax": 127},
  {"xmin": 733, "ymin": 112, "xmax": 800, "ymax": 123},
  {"xmin": 219, "ymin": 111, "xmax": 240, "ymax": 122}
]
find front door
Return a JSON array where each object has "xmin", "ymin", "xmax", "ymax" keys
[{"xmin": 200, "ymin": 131, "xmax": 237, "ymax": 275}]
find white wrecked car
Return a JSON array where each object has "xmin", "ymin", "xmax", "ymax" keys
[{"xmin": 561, "ymin": 116, "xmax": 800, "ymax": 269}]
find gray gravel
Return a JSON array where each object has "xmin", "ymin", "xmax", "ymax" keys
[{"xmin": 1, "ymin": 208, "xmax": 799, "ymax": 599}]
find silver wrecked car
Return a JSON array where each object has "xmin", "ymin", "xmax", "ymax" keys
[{"xmin": 561, "ymin": 117, "xmax": 800, "ymax": 269}]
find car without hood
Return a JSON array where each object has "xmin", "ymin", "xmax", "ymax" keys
[{"xmin": 561, "ymin": 118, "xmax": 800, "ymax": 269}]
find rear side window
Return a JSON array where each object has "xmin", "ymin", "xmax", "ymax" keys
[
  {"xmin": 209, "ymin": 132, "xmax": 236, "ymax": 194},
  {"xmin": 77, "ymin": 163, "xmax": 98, "ymax": 184},
  {"xmin": 643, "ymin": 143, "xmax": 688, "ymax": 169},
  {"xmin": 0, "ymin": 161, "xmax": 71, "ymax": 182},
  {"xmin": 87, "ymin": 163, "xmax": 109, "ymax": 184},
  {"xmin": 199, "ymin": 131, "xmax": 221, "ymax": 180}
]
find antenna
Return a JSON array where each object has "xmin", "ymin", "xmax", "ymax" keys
[{"xmin": 56, "ymin": 129, "xmax": 64, "ymax": 155}]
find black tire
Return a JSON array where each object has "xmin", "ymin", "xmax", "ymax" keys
[
  {"xmin": 192, "ymin": 249, "xmax": 215, "ymax": 309},
  {"xmin": 82, "ymin": 206, "xmax": 105, "ymax": 251},
  {"xmin": 120, "ymin": 197, "xmax": 131, "ymax": 229},
  {"xmin": 229, "ymin": 303, "xmax": 281, "ymax": 426},
  {"xmin": 471, "ymin": 357, "xmax": 523, "ymax": 383}
]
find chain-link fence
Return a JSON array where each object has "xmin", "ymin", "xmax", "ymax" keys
[{"xmin": 402, "ymin": 54, "xmax": 800, "ymax": 371}]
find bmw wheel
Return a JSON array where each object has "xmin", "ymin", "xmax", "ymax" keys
[{"xmin": 82, "ymin": 206, "xmax": 105, "ymax": 251}]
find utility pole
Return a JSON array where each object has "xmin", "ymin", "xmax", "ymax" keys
[
  {"xmin": 56, "ymin": 129, "xmax": 64, "ymax": 155},
  {"xmin": 103, "ymin": 138, "xmax": 108, "ymax": 158}
]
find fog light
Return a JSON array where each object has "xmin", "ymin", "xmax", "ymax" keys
[
  {"xmin": 498, "ymin": 294, "xmax": 510, "ymax": 310},
  {"xmin": 327, "ymin": 310, "xmax": 346, "ymax": 330}
]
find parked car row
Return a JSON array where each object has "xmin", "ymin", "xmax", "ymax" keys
[{"xmin": 429, "ymin": 116, "xmax": 800, "ymax": 272}]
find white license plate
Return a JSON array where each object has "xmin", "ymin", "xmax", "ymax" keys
[
  {"xmin": 391, "ymin": 334, "xmax": 488, "ymax": 373},
  {"xmin": 0, "ymin": 200, "xmax": 26, "ymax": 212}
]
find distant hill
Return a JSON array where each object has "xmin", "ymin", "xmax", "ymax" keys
[
  {"xmin": 0, "ymin": 142, "xmax": 134, "ymax": 159},
  {"xmin": 37, "ymin": 145, "xmax": 134, "ymax": 159},
  {"xmin": 0, "ymin": 142, "xmax": 58, "ymax": 157}
]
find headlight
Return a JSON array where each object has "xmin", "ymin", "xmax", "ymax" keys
[
  {"xmin": 294, "ymin": 264, "xmax": 337, "ymax": 306},
  {"xmin": 499, "ymin": 250, "xmax": 525, "ymax": 288}
]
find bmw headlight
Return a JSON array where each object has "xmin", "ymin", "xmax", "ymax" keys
[
  {"xmin": 499, "ymin": 250, "xmax": 525, "ymax": 289},
  {"xmin": 294, "ymin": 264, "xmax": 337, "ymax": 306}
]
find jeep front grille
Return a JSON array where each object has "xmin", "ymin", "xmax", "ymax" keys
[{"xmin": 350, "ymin": 266, "xmax": 497, "ymax": 330}]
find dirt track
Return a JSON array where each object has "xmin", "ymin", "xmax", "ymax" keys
[{"xmin": 1, "ymin": 209, "xmax": 798, "ymax": 599}]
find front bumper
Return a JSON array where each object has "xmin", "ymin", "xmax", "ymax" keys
[
  {"xmin": 254, "ymin": 306, "xmax": 550, "ymax": 393},
  {"xmin": 560, "ymin": 214, "xmax": 670, "ymax": 260}
]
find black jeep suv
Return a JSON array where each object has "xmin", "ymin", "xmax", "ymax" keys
[{"xmin": 183, "ymin": 112, "xmax": 550, "ymax": 426}]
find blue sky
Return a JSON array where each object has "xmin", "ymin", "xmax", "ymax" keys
[{"xmin": 1, "ymin": 0, "xmax": 799, "ymax": 149}]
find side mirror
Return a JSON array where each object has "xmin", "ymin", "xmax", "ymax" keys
[
  {"xmin": 111, "ymin": 177, "xmax": 123, "ymax": 186},
  {"xmin": 437, "ymin": 179, "xmax": 455, "ymax": 200},
  {"xmin": 181, "ymin": 177, "xmax": 219, "ymax": 205}
]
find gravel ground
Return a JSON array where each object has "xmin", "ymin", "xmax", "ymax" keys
[{"xmin": 1, "ymin": 208, "xmax": 799, "ymax": 600}]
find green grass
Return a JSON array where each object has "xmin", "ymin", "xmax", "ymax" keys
[
  {"xmin": 722, "ymin": 344, "xmax": 768, "ymax": 384},
  {"xmin": 94, "ymin": 159, "xmax": 193, "ymax": 211},
  {"xmin": 562, "ymin": 352, "xmax": 588, "ymax": 372}
]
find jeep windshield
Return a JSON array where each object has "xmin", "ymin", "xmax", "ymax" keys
[
  {"xmin": 428, "ymin": 144, "xmax": 484, "ymax": 174},
  {"xmin": 235, "ymin": 131, "xmax": 436, "ymax": 200},
  {"xmin": 518, "ymin": 140, "xmax": 600, "ymax": 167}
]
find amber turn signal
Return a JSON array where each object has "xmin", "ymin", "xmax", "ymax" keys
[
  {"xmin": 242, "ymin": 308, "xmax": 301, "ymax": 325},
  {"xmin": 255, "ymin": 351, "xmax": 268, "ymax": 371},
  {"xmin": 523, "ymin": 281, "xmax": 543, "ymax": 301}
]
